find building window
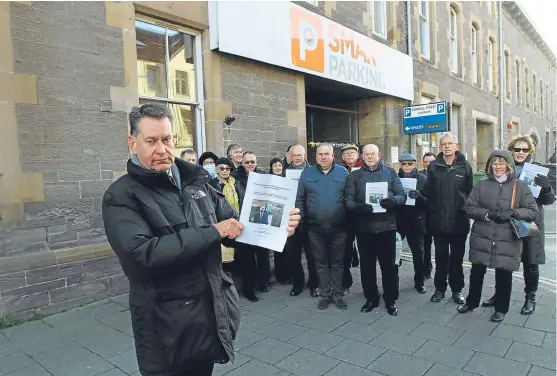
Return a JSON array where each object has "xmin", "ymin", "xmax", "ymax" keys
[
  {"xmin": 516, "ymin": 59, "xmax": 521, "ymax": 103},
  {"xmin": 540, "ymin": 81, "xmax": 543, "ymax": 115},
  {"xmin": 371, "ymin": 1, "xmax": 387, "ymax": 38},
  {"xmin": 451, "ymin": 105, "xmax": 461, "ymax": 143},
  {"xmin": 505, "ymin": 51, "xmax": 511, "ymax": 100},
  {"xmin": 525, "ymin": 67, "xmax": 530, "ymax": 108},
  {"xmin": 304, "ymin": 0, "xmax": 319, "ymax": 5},
  {"xmin": 533, "ymin": 74, "xmax": 537, "ymax": 112},
  {"xmin": 419, "ymin": 1, "xmax": 430, "ymax": 59},
  {"xmin": 546, "ymin": 84, "xmax": 549, "ymax": 118},
  {"xmin": 450, "ymin": 6, "xmax": 458, "ymax": 74},
  {"xmin": 491, "ymin": 1, "xmax": 497, "ymax": 18},
  {"xmin": 471, "ymin": 24, "xmax": 478, "ymax": 84},
  {"xmin": 488, "ymin": 38, "xmax": 495, "ymax": 91},
  {"xmin": 136, "ymin": 18, "xmax": 203, "ymax": 155}
]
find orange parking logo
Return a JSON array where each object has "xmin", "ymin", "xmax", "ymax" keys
[{"xmin": 290, "ymin": 8, "xmax": 324, "ymax": 73}]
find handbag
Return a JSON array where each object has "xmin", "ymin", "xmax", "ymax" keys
[{"xmin": 509, "ymin": 180, "xmax": 539, "ymax": 239}]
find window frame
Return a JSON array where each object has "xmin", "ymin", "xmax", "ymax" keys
[
  {"xmin": 525, "ymin": 67, "xmax": 530, "ymax": 109},
  {"xmin": 135, "ymin": 15, "xmax": 206, "ymax": 154},
  {"xmin": 488, "ymin": 39, "xmax": 494, "ymax": 91},
  {"xmin": 450, "ymin": 6, "xmax": 458, "ymax": 74},
  {"xmin": 516, "ymin": 59, "xmax": 521, "ymax": 103},
  {"xmin": 371, "ymin": 0, "xmax": 388, "ymax": 39},
  {"xmin": 471, "ymin": 25, "xmax": 478, "ymax": 84},
  {"xmin": 504, "ymin": 51, "xmax": 511, "ymax": 100},
  {"xmin": 533, "ymin": 74, "xmax": 537, "ymax": 112},
  {"xmin": 419, "ymin": 1, "xmax": 430, "ymax": 59}
]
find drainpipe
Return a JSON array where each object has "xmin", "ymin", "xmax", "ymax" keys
[
  {"xmin": 406, "ymin": 1, "xmax": 414, "ymax": 155},
  {"xmin": 498, "ymin": 0, "xmax": 504, "ymax": 148}
]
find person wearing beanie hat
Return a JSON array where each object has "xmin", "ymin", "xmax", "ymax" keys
[
  {"xmin": 396, "ymin": 153, "xmax": 428, "ymax": 294},
  {"xmin": 198, "ymin": 151, "xmax": 218, "ymax": 166}
]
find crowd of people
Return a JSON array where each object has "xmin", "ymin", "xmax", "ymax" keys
[
  {"xmin": 102, "ymin": 103, "xmax": 555, "ymax": 376},
  {"xmin": 178, "ymin": 131, "xmax": 555, "ymax": 321}
]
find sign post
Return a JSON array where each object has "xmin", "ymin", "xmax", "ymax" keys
[{"xmin": 402, "ymin": 101, "xmax": 448, "ymax": 135}]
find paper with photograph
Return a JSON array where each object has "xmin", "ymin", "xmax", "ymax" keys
[
  {"xmin": 400, "ymin": 178, "xmax": 417, "ymax": 206},
  {"xmin": 365, "ymin": 182, "xmax": 388, "ymax": 213},
  {"xmin": 518, "ymin": 162, "xmax": 549, "ymax": 198},
  {"xmin": 285, "ymin": 169, "xmax": 303, "ymax": 182},
  {"xmin": 236, "ymin": 172, "xmax": 298, "ymax": 252}
]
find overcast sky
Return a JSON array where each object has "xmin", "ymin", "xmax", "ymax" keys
[{"xmin": 517, "ymin": 0, "xmax": 557, "ymax": 62}]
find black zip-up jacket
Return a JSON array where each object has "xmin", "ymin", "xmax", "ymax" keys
[
  {"xmin": 422, "ymin": 151, "xmax": 473, "ymax": 235},
  {"xmin": 102, "ymin": 158, "xmax": 240, "ymax": 376},
  {"xmin": 231, "ymin": 165, "xmax": 266, "ymax": 195},
  {"xmin": 346, "ymin": 161, "xmax": 406, "ymax": 234},
  {"xmin": 396, "ymin": 168, "xmax": 428, "ymax": 236}
]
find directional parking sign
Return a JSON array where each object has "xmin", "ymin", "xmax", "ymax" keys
[{"xmin": 402, "ymin": 101, "xmax": 448, "ymax": 135}]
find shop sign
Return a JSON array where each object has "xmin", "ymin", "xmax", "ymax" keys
[{"xmin": 209, "ymin": 1, "xmax": 414, "ymax": 100}]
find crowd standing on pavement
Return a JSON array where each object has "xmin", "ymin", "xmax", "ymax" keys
[{"xmin": 102, "ymin": 103, "xmax": 555, "ymax": 376}]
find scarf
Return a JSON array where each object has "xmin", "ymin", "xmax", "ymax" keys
[{"xmin": 218, "ymin": 175, "xmax": 239, "ymax": 213}]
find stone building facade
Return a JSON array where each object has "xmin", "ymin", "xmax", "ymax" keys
[{"xmin": 0, "ymin": 1, "xmax": 555, "ymax": 317}]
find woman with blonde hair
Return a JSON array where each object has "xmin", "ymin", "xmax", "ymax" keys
[
  {"xmin": 482, "ymin": 135, "xmax": 555, "ymax": 314},
  {"xmin": 459, "ymin": 150, "xmax": 538, "ymax": 322}
]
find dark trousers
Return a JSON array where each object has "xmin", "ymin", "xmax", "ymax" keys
[
  {"xmin": 285, "ymin": 229, "xmax": 318, "ymax": 291},
  {"xmin": 236, "ymin": 244, "xmax": 270, "ymax": 293},
  {"xmin": 178, "ymin": 362, "xmax": 214, "ymax": 376},
  {"xmin": 357, "ymin": 231, "xmax": 398, "ymax": 305},
  {"xmin": 405, "ymin": 234, "xmax": 425, "ymax": 288},
  {"xmin": 433, "ymin": 233, "xmax": 467, "ymax": 293},
  {"xmin": 423, "ymin": 233, "xmax": 433, "ymax": 276},
  {"xmin": 308, "ymin": 230, "xmax": 347, "ymax": 298},
  {"xmin": 523, "ymin": 263, "xmax": 539, "ymax": 293},
  {"xmin": 274, "ymin": 250, "xmax": 290, "ymax": 283},
  {"xmin": 343, "ymin": 233, "xmax": 355, "ymax": 289},
  {"xmin": 466, "ymin": 263, "xmax": 512, "ymax": 313}
]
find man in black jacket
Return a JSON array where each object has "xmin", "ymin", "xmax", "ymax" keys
[
  {"xmin": 346, "ymin": 144, "xmax": 406, "ymax": 316},
  {"xmin": 396, "ymin": 154, "xmax": 428, "ymax": 294},
  {"xmin": 102, "ymin": 104, "xmax": 300, "ymax": 376},
  {"xmin": 422, "ymin": 132, "xmax": 473, "ymax": 305},
  {"xmin": 419, "ymin": 152, "xmax": 436, "ymax": 279}
]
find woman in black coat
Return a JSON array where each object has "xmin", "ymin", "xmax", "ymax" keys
[
  {"xmin": 269, "ymin": 157, "xmax": 290, "ymax": 284},
  {"xmin": 482, "ymin": 135, "xmax": 556, "ymax": 314}
]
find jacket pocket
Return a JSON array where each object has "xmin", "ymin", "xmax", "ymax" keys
[
  {"xmin": 222, "ymin": 271, "xmax": 240, "ymax": 341},
  {"xmin": 154, "ymin": 292, "xmax": 214, "ymax": 367}
]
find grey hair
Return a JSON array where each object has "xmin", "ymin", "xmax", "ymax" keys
[
  {"xmin": 129, "ymin": 103, "xmax": 173, "ymax": 137},
  {"xmin": 486, "ymin": 156, "xmax": 514, "ymax": 176},
  {"xmin": 316, "ymin": 142, "xmax": 334, "ymax": 153},
  {"xmin": 180, "ymin": 148, "xmax": 196, "ymax": 158},
  {"xmin": 290, "ymin": 144, "xmax": 306, "ymax": 155},
  {"xmin": 439, "ymin": 132, "xmax": 458, "ymax": 145},
  {"xmin": 226, "ymin": 143, "xmax": 242, "ymax": 158}
]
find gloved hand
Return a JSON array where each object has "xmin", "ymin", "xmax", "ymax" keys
[
  {"xmin": 356, "ymin": 203, "xmax": 374, "ymax": 215},
  {"xmin": 408, "ymin": 190, "xmax": 421, "ymax": 199},
  {"xmin": 534, "ymin": 174, "xmax": 550, "ymax": 190},
  {"xmin": 488, "ymin": 209, "xmax": 515, "ymax": 223},
  {"xmin": 380, "ymin": 197, "xmax": 396, "ymax": 209}
]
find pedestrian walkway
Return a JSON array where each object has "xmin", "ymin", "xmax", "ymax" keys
[{"xmin": 0, "ymin": 258, "xmax": 555, "ymax": 376}]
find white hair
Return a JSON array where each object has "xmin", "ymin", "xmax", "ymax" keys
[
  {"xmin": 290, "ymin": 144, "xmax": 306, "ymax": 155},
  {"xmin": 439, "ymin": 132, "xmax": 458, "ymax": 144},
  {"xmin": 316, "ymin": 142, "xmax": 334, "ymax": 152}
]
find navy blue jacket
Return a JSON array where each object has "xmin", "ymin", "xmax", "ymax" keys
[
  {"xmin": 346, "ymin": 161, "xmax": 406, "ymax": 233},
  {"xmin": 295, "ymin": 164, "xmax": 349, "ymax": 232}
]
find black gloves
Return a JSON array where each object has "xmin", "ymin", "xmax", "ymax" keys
[
  {"xmin": 488, "ymin": 209, "xmax": 516, "ymax": 223},
  {"xmin": 534, "ymin": 174, "xmax": 550, "ymax": 190},
  {"xmin": 380, "ymin": 197, "xmax": 396, "ymax": 209},
  {"xmin": 408, "ymin": 190, "xmax": 421, "ymax": 199},
  {"xmin": 356, "ymin": 203, "xmax": 374, "ymax": 215}
]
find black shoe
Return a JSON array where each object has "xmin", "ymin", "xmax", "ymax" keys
[
  {"xmin": 482, "ymin": 294, "xmax": 496, "ymax": 307},
  {"xmin": 415, "ymin": 286, "xmax": 426, "ymax": 294},
  {"xmin": 457, "ymin": 304, "xmax": 472, "ymax": 313},
  {"xmin": 424, "ymin": 274, "xmax": 432, "ymax": 280},
  {"xmin": 452, "ymin": 292, "xmax": 465, "ymax": 305},
  {"xmin": 310, "ymin": 288, "xmax": 320, "ymax": 298},
  {"xmin": 386, "ymin": 304, "xmax": 399, "ymax": 316},
  {"xmin": 318, "ymin": 298, "xmax": 330, "ymax": 310},
  {"xmin": 333, "ymin": 297, "xmax": 348, "ymax": 310},
  {"xmin": 289, "ymin": 288, "xmax": 302, "ymax": 297},
  {"xmin": 361, "ymin": 300, "xmax": 380, "ymax": 313},
  {"xmin": 430, "ymin": 290, "xmax": 445, "ymax": 303},
  {"xmin": 491, "ymin": 312, "xmax": 506, "ymax": 322},
  {"xmin": 521, "ymin": 293, "xmax": 536, "ymax": 315},
  {"xmin": 342, "ymin": 288, "xmax": 350, "ymax": 296},
  {"xmin": 260, "ymin": 284, "xmax": 270, "ymax": 293},
  {"xmin": 244, "ymin": 291, "xmax": 259, "ymax": 302}
]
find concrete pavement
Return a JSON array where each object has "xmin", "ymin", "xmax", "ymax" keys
[{"xmin": 0, "ymin": 259, "xmax": 555, "ymax": 376}]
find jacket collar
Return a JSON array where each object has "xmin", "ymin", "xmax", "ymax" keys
[
  {"xmin": 287, "ymin": 160, "xmax": 309, "ymax": 170},
  {"xmin": 362, "ymin": 160, "xmax": 384, "ymax": 173},
  {"xmin": 398, "ymin": 168, "xmax": 418, "ymax": 178},
  {"xmin": 434, "ymin": 151, "xmax": 466, "ymax": 168},
  {"xmin": 340, "ymin": 159, "xmax": 362, "ymax": 172},
  {"xmin": 127, "ymin": 157, "xmax": 209, "ymax": 189}
]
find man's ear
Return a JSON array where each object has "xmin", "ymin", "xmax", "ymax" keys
[{"xmin": 128, "ymin": 135, "xmax": 137, "ymax": 154}]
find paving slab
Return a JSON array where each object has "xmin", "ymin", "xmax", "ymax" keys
[
  {"xmin": 491, "ymin": 323, "xmax": 546, "ymax": 346},
  {"xmin": 464, "ymin": 352, "xmax": 532, "ymax": 376},
  {"xmin": 106, "ymin": 348, "xmax": 139, "ymax": 374},
  {"xmin": 255, "ymin": 320, "xmax": 309, "ymax": 342},
  {"xmin": 331, "ymin": 321, "xmax": 384, "ymax": 343},
  {"xmin": 527, "ymin": 366, "xmax": 556, "ymax": 376},
  {"xmin": 323, "ymin": 362, "xmax": 385, "ymax": 376},
  {"xmin": 0, "ymin": 352, "xmax": 36, "ymax": 375},
  {"xmin": 226, "ymin": 359, "xmax": 292, "ymax": 376},
  {"xmin": 324, "ymin": 339, "xmax": 385, "ymax": 368},
  {"xmin": 542, "ymin": 332, "xmax": 556, "ymax": 349},
  {"xmin": 288, "ymin": 329, "xmax": 344, "ymax": 354},
  {"xmin": 240, "ymin": 337, "xmax": 299, "ymax": 365},
  {"xmin": 370, "ymin": 331, "xmax": 426, "ymax": 355},
  {"xmin": 1, "ymin": 364, "xmax": 51, "ymax": 376},
  {"xmin": 275, "ymin": 349, "xmax": 339, "ymax": 376},
  {"xmin": 367, "ymin": 350, "xmax": 433, "ymax": 376},
  {"xmin": 412, "ymin": 340, "xmax": 474, "ymax": 370},
  {"xmin": 505, "ymin": 342, "xmax": 557, "ymax": 370},
  {"xmin": 410, "ymin": 322, "xmax": 464, "ymax": 345}
]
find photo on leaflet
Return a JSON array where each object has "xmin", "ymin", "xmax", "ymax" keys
[
  {"xmin": 403, "ymin": 187, "xmax": 412, "ymax": 195},
  {"xmin": 248, "ymin": 199, "xmax": 284, "ymax": 228},
  {"xmin": 368, "ymin": 193, "xmax": 384, "ymax": 204}
]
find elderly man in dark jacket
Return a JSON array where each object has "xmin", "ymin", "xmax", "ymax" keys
[
  {"xmin": 423, "ymin": 132, "xmax": 473, "ymax": 305},
  {"xmin": 346, "ymin": 144, "xmax": 406, "ymax": 316},
  {"xmin": 461, "ymin": 149, "xmax": 538, "ymax": 322},
  {"xmin": 296, "ymin": 143, "xmax": 349, "ymax": 310},
  {"xmin": 396, "ymin": 153, "xmax": 428, "ymax": 294},
  {"xmin": 102, "ymin": 104, "xmax": 300, "ymax": 376}
]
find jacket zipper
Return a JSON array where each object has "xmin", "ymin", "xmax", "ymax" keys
[{"xmin": 489, "ymin": 184, "xmax": 502, "ymax": 267}]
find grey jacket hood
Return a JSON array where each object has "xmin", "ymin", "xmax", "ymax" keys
[{"xmin": 485, "ymin": 149, "xmax": 516, "ymax": 179}]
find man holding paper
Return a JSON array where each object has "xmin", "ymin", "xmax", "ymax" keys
[
  {"xmin": 296, "ymin": 143, "xmax": 349, "ymax": 310},
  {"xmin": 396, "ymin": 154, "xmax": 428, "ymax": 294},
  {"xmin": 345, "ymin": 144, "xmax": 406, "ymax": 316}
]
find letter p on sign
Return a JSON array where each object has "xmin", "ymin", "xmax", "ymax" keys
[{"xmin": 290, "ymin": 8, "xmax": 324, "ymax": 73}]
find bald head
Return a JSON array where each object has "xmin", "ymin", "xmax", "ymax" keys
[
  {"xmin": 290, "ymin": 144, "xmax": 306, "ymax": 167},
  {"xmin": 362, "ymin": 144, "xmax": 381, "ymax": 169}
]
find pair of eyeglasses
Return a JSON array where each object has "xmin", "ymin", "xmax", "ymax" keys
[
  {"xmin": 219, "ymin": 167, "xmax": 230, "ymax": 171},
  {"xmin": 513, "ymin": 148, "xmax": 530, "ymax": 153},
  {"xmin": 400, "ymin": 162, "xmax": 415, "ymax": 166},
  {"xmin": 244, "ymin": 160, "xmax": 256, "ymax": 165}
]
